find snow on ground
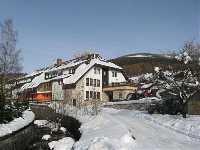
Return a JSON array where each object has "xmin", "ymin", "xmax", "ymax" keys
[
  {"xmin": 60, "ymin": 127, "xmax": 66, "ymax": 133},
  {"xmin": 105, "ymin": 97, "xmax": 200, "ymax": 140},
  {"xmin": 73, "ymin": 108, "xmax": 136, "ymax": 150},
  {"xmin": 0, "ymin": 110, "xmax": 35, "ymax": 137},
  {"xmin": 127, "ymin": 54, "xmax": 152, "ymax": 58},
  {"xmin": 131, "ymin": 111, "xmax": 200, "ymax": 140},
  {"xmin": 42, "ymin": 134, "xmax": 51, "ymax": 141},
  {"xmin": 50, "ymin": 102, "xmax": 200, "ymax": 149},
  {"xmin": 74, "ymin": 107, "xmax": 200, "ymax": 150},
  {"xmin": 34, "ymin": 120, "xmax": 49, "ymax": 127},
  {"xmin": 103, "ymin": 108, "xmax": 200, "ymax": 150},
  {"xmin": 34, "ymin": 119, "xmax": 61, "ymax": 132},
  {"xmin": 48, "ymin": 137, "xmax": 75, "ymax": 150}
]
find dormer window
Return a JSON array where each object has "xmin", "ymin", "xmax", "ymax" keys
[
  {"xmin": 45, "ymin": 73, "xmax": 50, "ymax": 79},
  {"xmin": 69, "ymin": 68, "xmax": 75, "ymax": 74},
  {"xmin": 58, "ymin": 70, "xmax": 63, "ymax": 76}
]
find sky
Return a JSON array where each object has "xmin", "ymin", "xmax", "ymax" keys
[{"xmin": 0, "ymin": 0, "xmax": 199, "ymax": 73}]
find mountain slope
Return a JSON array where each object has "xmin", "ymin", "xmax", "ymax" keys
[{"xmin": 111, "ymin": 53, "xmax": 180, "ymax": 76}]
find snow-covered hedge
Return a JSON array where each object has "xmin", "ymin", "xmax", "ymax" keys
[{"xmin": 0, "ymin": 110, "xmax": 35, "ymax": 137}]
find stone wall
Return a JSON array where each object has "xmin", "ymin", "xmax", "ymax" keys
[
  {"xmin": 104, "ymin": 102, "xmax": 148, "ymax": 111},
  {"xmin": 0, "ymin": 123, "xmax": 35, "ymax": 150}
]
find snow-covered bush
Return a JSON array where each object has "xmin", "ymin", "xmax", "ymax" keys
[
  {"xmin": 0, "ymin": 100, "xmax": 29, "ymax": 123},
  {"xmin": 149, "ymin": 41, "xmax": 200, "ymax": 117}
]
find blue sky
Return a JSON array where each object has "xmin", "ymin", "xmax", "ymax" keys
[{"xmin": 0, "ymin": 0, "xmax": 199, "ymax": 72}]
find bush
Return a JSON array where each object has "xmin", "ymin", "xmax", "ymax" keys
[{"xmin": 0, "ymin": 100, "xmax": 29, "ymax": 123}]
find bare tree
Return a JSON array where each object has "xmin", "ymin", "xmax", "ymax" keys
[
  {"xmin": 73, "ymin": 49, "xmax": 92, "ymax": 59},
  {"xmin": 0, "ymin": 19, "xmax": 22, "ymax": 109}
]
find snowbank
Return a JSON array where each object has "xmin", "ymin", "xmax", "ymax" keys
[
  {"xmin": 48, "ymin": 137, "xmax": 75, "ymax": 150},
  {"xmin": 0, "ymin": 110, "xmax": 35, "ymax": 137},
  {"xmin": 34, "ymin": 120, "xmax": 49, "ymax": 127},
  {"xmin": 42, "ymin": 134, "xmax": 51, "ymax": 141}
]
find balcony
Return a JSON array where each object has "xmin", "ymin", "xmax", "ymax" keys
[{"xmin": 103, "ymin": 82, "xmax": 137, "ymax": 92}]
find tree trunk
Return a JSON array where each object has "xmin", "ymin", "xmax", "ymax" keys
[
  {"xmin": 0, "ymin": 75, "xmax": 5, "ymax": 110},
  {"xmin": 181, "ymin": 101, "xmax": 188, "ymax": 118},
  {"xmin": 0, "ymin": 73, "xmax": 8, "ymax": 110}
]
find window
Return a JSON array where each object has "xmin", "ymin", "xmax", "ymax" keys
[
  {"xmin": 69, "ymin": 68, "xmax": 75, "ymax": 74},
  {"xmin": 90, "ymin": 78, "xmax": 93, "ymax": 86},
  {"xmin": 112, "ymin": 71, "xmax": 115, "ymax": 77},
  {"xmin": 97, "ymin": 92, "xmax": 100, "ymax": 99},
  {"xmin": 97, "ymin": 80, "xmax": 100, "ymax": 87},
  {"xmin": 119, "ymin": 92, "xmax": 122, "ymax": 99},
  {"xmin": 112, "ymin": 71, "xmax": 117, "ymax": 77},
  {"xmin": 97, "ymin": 68, "xmax": 100, "ymax": 74},
  {"xmin": 86, "ymin": 91, "xmax": 89, "ymax": 99},
  {"xmin": 73, "ymin": 99, "xmax": 76, "ymax": 106},
  {"xmin": 58, "ymin": 70, "xmax": 63, "ymax": 76},
  {"xmin": 90, "ymin": 91, "xmax": 93, "ymax": 99},
  {"xmin": 94, "ymin": 68, "xmax": 97, "ymax": 74},
  {"xmin": 86, "ymin": 78, "xmax": 89, "ymax": 86},
  {"xmin": 115, "ymin": 72, "xmax": 117, "ymax": 77},
  {"xmin": 44, "ymin": 84, "xmax": 47, "ymax": 91},
  {"xmin": 103, "ymin": 71, "xmax": 106, "ymax": 76},
  {"xmin": 58, "ymin": 80, "xmax": 63, "ymax": 85},
  {"xmin": 93, "ymin": 92, "xmax": 97, "ymax": 99},
  {"xmin": 52, "ymin": 71, "xmax": 57, "ymax": 77},
  {"xmin": 45, "ymin": 73, "xmax": 49, "ymax": 79},
  {"xmin": 94, "ymin": 79, "xmax": 97, "ymax": 87},
  {"xmin": 94, "ymin": 67, "xmax": 100, "ymax": 74}
]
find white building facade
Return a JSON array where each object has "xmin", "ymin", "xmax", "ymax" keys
[{"xmin": 11, "ymin": 54, "xmax": 135, "ymax": 103}]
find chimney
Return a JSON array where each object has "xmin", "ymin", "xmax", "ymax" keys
[{"xmin": 56, "ymin": 58, "xmax": 63, "ymax": 66}]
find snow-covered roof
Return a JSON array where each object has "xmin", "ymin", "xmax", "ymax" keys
[
  {"xmin": 19, "ymin": 56, "xmax": 123, "ymax": 91},
  {"xmin": 45, "ymin": 59, "xmax": 87, "ymax": 72},
  {"xmin": 63, "ymin": 58, "xmax": 122, "ymax": 85},
  {"xmin": 20, "ymin": 73, "xmax": 71, "ymax": 91},
  {"xmin": 140, "ymin": 83, "xmax": 154, "ymax": 89}
]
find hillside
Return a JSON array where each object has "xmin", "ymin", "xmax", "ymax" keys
[{"xmin": 111, "ymin": 53, "xmax": 180, "ymax": 77}]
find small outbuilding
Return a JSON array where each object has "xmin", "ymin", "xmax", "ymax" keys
[{"xmin": 187, "ymin": 91, "xmax": 200, "ymax": 115}]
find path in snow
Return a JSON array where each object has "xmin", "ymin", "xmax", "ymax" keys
[{"xmin": 112, "ymin": 110, "xmax": 200, "ymax": 150}]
